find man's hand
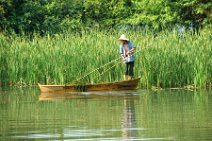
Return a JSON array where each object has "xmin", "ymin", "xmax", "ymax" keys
[{"xmin": 126, "ymin": 50, "xmax": 132, "ymax": 55}]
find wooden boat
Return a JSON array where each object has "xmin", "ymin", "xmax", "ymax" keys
[{"xmin": 38, "ymin": 78, "xmax": 140, "ymax": 93}]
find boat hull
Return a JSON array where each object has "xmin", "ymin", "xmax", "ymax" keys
[{"xmin": 38, "ymin": 78, "xmax": 140, "ymax": 93}]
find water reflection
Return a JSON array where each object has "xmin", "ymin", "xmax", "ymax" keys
[
  {"xmin": 38, "ymin": 91, "xmax": 140, "ymax": 140},
  {"xmin": 122, "ymin": 96, "xmax": 137, "ymax": 139},
  {"xmin": 39, "ymin": 90, "xmax": 139, "ymax": 101},
  {"xmin": 1, "ymin": 88, "xmax": 212, "ymax": 140}
]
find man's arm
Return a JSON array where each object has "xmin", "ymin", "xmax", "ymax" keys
[{"xmin": 127, "ymin": 46, "xmax": 136, "ymax": 55}]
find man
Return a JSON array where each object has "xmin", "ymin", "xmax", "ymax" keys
[{"xmin": 118, "ymin": 34, "xmax": 136, "ymax": 80}]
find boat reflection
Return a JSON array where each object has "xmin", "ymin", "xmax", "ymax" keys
[
  {"xmin": 38, "ymin": 90, "xmax": 139, "ymax": 139},
  {"xmin": 39, "ymin": 90, "xmax": 139, "ymax": 101}
]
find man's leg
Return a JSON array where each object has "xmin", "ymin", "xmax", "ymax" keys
[
  {"xmin": 128, "ymin": 62, "xmax": 134, "ymax": 80},
  {"xmin": 125, "ymin": 63, "xmax": 130, "ymax": 80}
]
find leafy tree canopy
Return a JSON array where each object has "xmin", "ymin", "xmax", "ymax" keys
[{"xmin": 0, "ymin": 0, "xmax": 211, "ymax": 34}]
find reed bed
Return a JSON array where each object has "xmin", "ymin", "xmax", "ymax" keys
[{"xmin": 0, "ymin": 28, "xmax": 211, "ymax": 88}]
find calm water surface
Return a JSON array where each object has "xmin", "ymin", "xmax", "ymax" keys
[{"xmin": 0, "ymin": 87, "xmax": 212, "ymax": 141}]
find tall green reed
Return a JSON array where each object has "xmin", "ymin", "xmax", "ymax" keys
[
  {"xmin": 135, "ymin": 29, "xmax": 212, "ymax": 88},
  {"xmin": 0, "ymin": 28, "xmax": 211, "ymax": 88}
]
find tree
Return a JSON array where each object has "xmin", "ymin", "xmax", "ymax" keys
[
  {"xmin": 177, "ymin": 0, "xmax": 212, "ymax": 28},
  {"xmin": 124, "ymin": 0, "xmax": 178, "ymax": 30},
  {"xmin": 0, "ymin": 0, "xmax": 13, "ymax": 31},
  {"xmin": 0, "ymin": 0, "xmax": 211, "ymax": 34}
]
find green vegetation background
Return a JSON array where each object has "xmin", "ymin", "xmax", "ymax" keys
[
  {"xmin": 0, "ymin": 0, "xmax": 211, "ymax": 34},
  {"xmin": 0, "ymin": 0, "xmax": 211, "ymax": 88}
]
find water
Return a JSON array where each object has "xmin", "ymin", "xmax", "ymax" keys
[{"xmin": 0, "ymin": 87, "xmax": 212, "ymax": 141}]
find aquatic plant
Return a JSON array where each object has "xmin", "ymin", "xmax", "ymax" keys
[{"xmin": 0, "ymin": 28, "xmax": 211, "ymax": 88}]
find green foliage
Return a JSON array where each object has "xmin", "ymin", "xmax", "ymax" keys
[
  {"xmin": 175, "ymin": 0, "xmax": 212, "ymax": 27},
  {"xmin": 0, "ymin": 0, "xmax": 211, "ymax": 34},
  {"xmin": 125, "ymin": 0, "xmax": 212, "ymax": 30},
  {"xmin": 0, "ymin": 28, "xmax": 211, "ymax": 88}
]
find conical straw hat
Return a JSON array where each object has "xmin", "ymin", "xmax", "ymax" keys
[{"xmin": 118, "ymin": 34, "xmax": 129, "ymax": 41}]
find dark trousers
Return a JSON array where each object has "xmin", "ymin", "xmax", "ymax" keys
[{"xmin": 125, "ymin": 62, "xmax": 134, "ymax": 77}]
